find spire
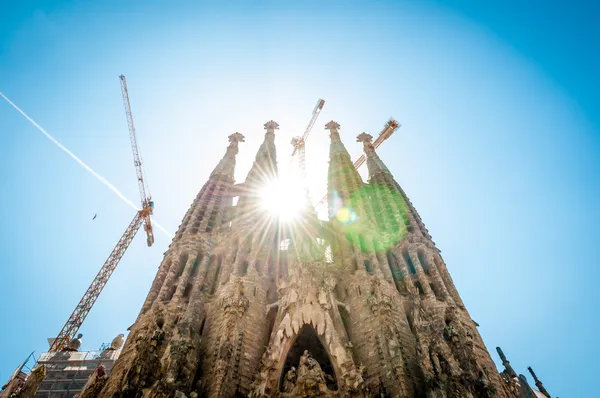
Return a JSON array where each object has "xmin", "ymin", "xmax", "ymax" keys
[
  {"xmin": 245, "ymin": 120, "xmax": 278, "ymax": 187},
  {"xmin": 356, "ymin": 130, "xmax": 432, "ymax": 241},
  {"xmin": 496, "ymin": 347, "xmax": 518, "ymax": 378},
  {"xmin": 176, "ymin": 133, "xmax": 244, "ymax": 236},
  {"xmin": 528, "ymin": 366, "xmax": 551, "ymax": 398},
  {"xmin": 356, "ymin": 132, "xmax": 391, "ymax": 176},
  {"xmin": 232, "ymin": 121, "xmax": 279, "ymax": 228},
  {"xmin": 139, "ymin": 132, "xmax": 244, "ymax": 316},
  {"xmin": 211, "ymin": 132, "xmax": 245, "ymax": 178},
  {"xmin": 325, "ymin": 120, "xmax": 364, "ymax": 189},
  {"xmin": 326, "ymin": 120, "xmax": 350, "ymax": 158}
]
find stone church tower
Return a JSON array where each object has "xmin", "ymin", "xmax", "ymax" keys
[{"xmin": 90, "ymin": 120, "xmax": 530, "ymax": 398}]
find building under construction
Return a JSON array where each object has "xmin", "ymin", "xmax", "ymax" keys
[
  {"xmin": 0, "ymin": 88, "xmax": 553, "ymax": 397},
  {"xmin": 54, "ymin": 119, "xmax": 549, "ymax": 397},
  {"xmin": 35, "ymin": 347, "xmax": 121, "ymax": 397}
]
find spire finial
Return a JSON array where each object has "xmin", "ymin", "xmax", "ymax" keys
[
  {"xmin": 325, "ymin": 120, "xmax": 340, "ymax": 134},
  {"xmin": 528, "ymin": 367, "xmax": 551, "ymax": 397},
  {"xmin": 496, "ymin": 347, "xmax": 517, "ymax": 378},
  {"xmin": 357, "ymin": 132, "xmax": 375, "ymax": 152},
  {"xmin": 264, "ymin": 120, "xmax": 279, "ymax": 134},
  {"xmin": 228, "ymin": 132, "xmax": 245, "ymax": 147}
]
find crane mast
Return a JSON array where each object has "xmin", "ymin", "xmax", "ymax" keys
[
  {"xmin": 48, "ymin": 75, "xmax": 154, "ymax": 352},
  {"xmin": 316, "ymin": 118, "xmax": 400, "ymax": 207},
  {"xmin": 291, "ymin": 99, "xmax": 325, "ymax": 178},
  {"xmin": 48, "ymin": 211, "xmax": 147, "ymax": 351},
  {"xmin": 120, "ymin": 74, "xmax": 154, "ymax": 247}
]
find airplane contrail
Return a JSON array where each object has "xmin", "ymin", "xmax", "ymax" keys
[{"xmin": 0, "ymin": 90, "xmax": 174, "ymax": 239}]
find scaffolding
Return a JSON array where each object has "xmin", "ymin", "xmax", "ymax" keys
[{"xmin": 35, "ymin": 349, "xmax": 121, "ymax": 397}]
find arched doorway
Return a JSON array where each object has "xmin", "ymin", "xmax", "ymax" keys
[{"xmin": 279, "ymin": 325, "xmax": 338, "ymax": 391}]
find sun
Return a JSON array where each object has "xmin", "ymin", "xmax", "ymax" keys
[{"xmin": 259, "ymin": 176, "xmax": 307, "ymax": 222}]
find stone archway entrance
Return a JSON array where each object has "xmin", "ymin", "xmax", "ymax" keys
[{"xmin": 279, "ymin": 325, "xmax": 338, "ymax": 393}]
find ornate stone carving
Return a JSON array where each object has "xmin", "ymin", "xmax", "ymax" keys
[
  {"xmin": 77, "ymin": 365, "xmax": 108, "ymax": 398},
  {"xmin": 251, "ymin": 261, "xmax": 365, "ymax": 396},
  {"xmin": 222, "ymin": 279, "xmax": 249, "ymax": 318},
  {"xmin": 63, "ymin": 333, "xmax": 83, "ymax": 352},
  {"xmin": 291, "ymin": 350, "xmax": 332, "ymax": 396},
  {"xmin": 283, "ymin": 366, "xmax": 296, "ymax": 393},
  {"xmin": 107, "ymin": 333, "xmax": 124, "ymax": 351}
]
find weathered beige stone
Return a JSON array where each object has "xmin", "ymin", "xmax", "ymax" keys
[{"xmin": 88, "ymin": 120, "xmax": 548, "ymax": 398}]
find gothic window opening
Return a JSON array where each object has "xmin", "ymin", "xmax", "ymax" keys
[
  {"xmin": 386, "ymin": 250, "xmax": 405, "ymax": 293},
  {"xmin": 183, "ymin": 283, "xmax": 193, "ymax": 299},
  {"xmin": 209, "ymin": 256, "xmax": 221, "ymax": 294},
  {"xmin": 364, "ymin": 259, "xmax": 373, "ymax": 274},
  {"xmin": 280, "ymin": 325, "xmax": 338, "ymax": 392},
  {"xmin": 351, "ymin": 258, "xmax": 358, "ymax": 272},
  {"xmin": 415, "ymin": 281, "xmax": 425, "ymax": 296},
  {"xmin": 429, "ymin": 282, "xmax": 442, "ymax": 300},
  {"xmin": 417, "ymin": 249, "xmax": 430, "ymax": 275},
  {"xmin": 190, "ymin": 254, "xmax": 203, "ymax": 282},
  {"xmin": 177, "ymin": 253, "xmax": 190, "ymax": 277},
  {"xmin": 402, "ymin": 249, "xmax": 417, "ymax": 275}
]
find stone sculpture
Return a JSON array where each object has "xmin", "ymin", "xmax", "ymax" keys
[{"xmin": 63, "ymin": 333, "xmax": 83, "ymax": 352}]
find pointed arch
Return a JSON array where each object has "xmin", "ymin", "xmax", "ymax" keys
[{"xmin": 279, "ymin": 325, "xmax": 338, "ymax": 392}]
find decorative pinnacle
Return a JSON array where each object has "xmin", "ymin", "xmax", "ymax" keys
[
  {"xmin": 356, "ymin": 132, "xmax": 375, "ymax": 153},
  {"xmin": 528, "ymin": 367, "xmax": 550, "ymax": 397},
  {"xmin": 527, "ymin": 367, "xmax": 539, "ymax": 382},
  {"xmin": 228, "ymin": 132, "xmax": 245, "ymax": 144},
  {"xmin": 356, "ymin": 132, "xmax": 373, "ymax": 143},
  {"xmin": 264, "ymin": 120, "xmax": 279, "ymax": 133},
  {"xmin": 325, "ymin": 120, "xmax": 340, "ymax": 133},
  {"xmin": 497, "ymin": 347, "xmax": 517, "ymax": 378},
  {"xmin": 496, "ymin": 347, "xmax": 505, "ymax": 359},
  {"xmin": 226, "ymin": 133, "xmax": 245, "ymax": 152}
]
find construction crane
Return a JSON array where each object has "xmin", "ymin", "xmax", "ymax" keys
[
  {"xmin": 291, "ymin": 99, "xmax": 325, "ymax": 178},
  {"xmin": 316, "ymin": 118, "xmax": 401, "ymax": 207},
  {"xmin": 48, "ymin": 75, "xmax": 154, "ymax": 352}
]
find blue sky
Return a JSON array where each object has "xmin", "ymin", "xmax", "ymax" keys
[{"xmin": 1, "ymin": 1, "xmax": 598, "ymax": 396}]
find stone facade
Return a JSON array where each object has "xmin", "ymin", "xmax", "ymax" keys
[{"xmin": 83, "ymin": 120, "xmax": 550, "ymax": 398}]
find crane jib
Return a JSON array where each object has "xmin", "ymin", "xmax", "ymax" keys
[{"xmin": 48, "ymin": 76, "xmax": 155, "ymax": 351}]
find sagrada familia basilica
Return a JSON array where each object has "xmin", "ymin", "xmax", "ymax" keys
[{"xmin": 50, "ymin": 121, "xmax": 550, "ymax": 397}]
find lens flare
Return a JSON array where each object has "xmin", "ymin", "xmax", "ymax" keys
[
  {"xmin": 336, "ymin": 206, "xmax": 358, "ymax": 225},
  {"xmin": 259, "ymin": 178, "xmax": 306, "ymax": 222}
]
